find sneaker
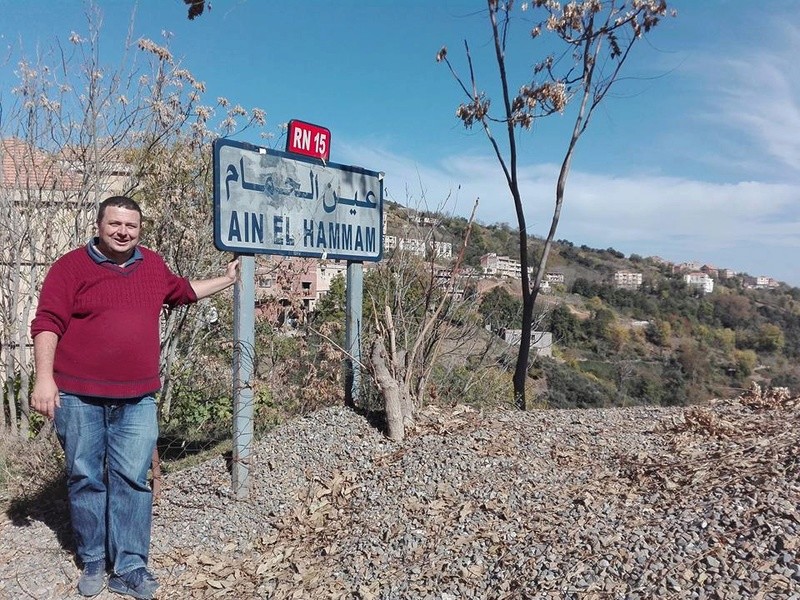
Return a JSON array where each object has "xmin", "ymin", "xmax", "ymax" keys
[
  {"xmin": 77, "ymin": 560, "xmax": 106, "ymax": 597},
  {"xmin": 108, "ymin": 567, "xmax": 160, "ymax": 599}
]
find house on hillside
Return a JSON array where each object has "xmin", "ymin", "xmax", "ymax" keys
[
  {"xmin": 480, "ymin": 253, "xmax": 530, "ymax": 280},
  {"xmin": 674, "ymin": 260, "xmax": 702, "ymax": 274},
  {"xmin": 701, "ymin": 264, "xmax": 719, "ymax": 278},
  {"xmin": 499, "ymin": 329, "xmax": 553, "ymax": 357},
  {"xmin": 1, "ymin": 137, "xmax": 130, "ymax": 369},
  {"xmin": 743, "ymin": 275, "xmax": 779, "ymax": 289},
  {"xmin": 613, "ymin": 271, "xmax": 643, "ymax": 289},
  {"xmin": 254, "ymin": 257, "xmax": 358, "ymax": 317},
  {"xmin": 683, "ymin": 272, "xmax": 714, "ymax": 294},
  {"xmin": 383, "ymin": 235, "xmax": 452, "ymax": 259}
]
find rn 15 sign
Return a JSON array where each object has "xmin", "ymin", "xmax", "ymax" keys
[{"xmin": 286, "ymin": 119, "xmax": 331, "ymax": 162}]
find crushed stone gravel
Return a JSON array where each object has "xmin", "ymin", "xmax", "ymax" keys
[{"xmin": 1, "ymin": 386, "xmax": 798, "ymax": 599}]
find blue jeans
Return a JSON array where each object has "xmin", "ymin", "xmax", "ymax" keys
[{"xmin": 54, "ymin": 393, "xmax": 158, "ymax": 576}]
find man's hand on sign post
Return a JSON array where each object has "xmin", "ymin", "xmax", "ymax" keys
[{"xmin": 226, "ymin": 256, "xmax": 240, "ymax": 282}]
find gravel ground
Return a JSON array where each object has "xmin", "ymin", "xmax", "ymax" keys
[{"xmin": 1, "ymin": 386, "xmax": 798, "ymax": 599}]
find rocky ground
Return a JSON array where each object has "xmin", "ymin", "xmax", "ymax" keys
[{"xmin": 1, "ymin": 385, "xmax": 798, "ymax": 599}]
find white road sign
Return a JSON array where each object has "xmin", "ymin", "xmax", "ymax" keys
[{"xmin": 213, "ymin": 139, "xmax": 383, "ymax": 261}]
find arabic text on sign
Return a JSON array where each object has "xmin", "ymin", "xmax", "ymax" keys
[{"xmin": 227, "ymin": 157, "xmax": 377, "ymax": 215}]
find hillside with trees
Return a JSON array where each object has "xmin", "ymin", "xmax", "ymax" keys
[{"xmin": 378, "ymin": 201, "xmax": 800, "ymax": 413}]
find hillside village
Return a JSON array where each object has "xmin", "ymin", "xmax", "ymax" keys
[{"xmin": 254, "ymin": 202, "xmax": 786, "ymax": 321}]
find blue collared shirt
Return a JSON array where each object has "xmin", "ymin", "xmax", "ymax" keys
[{"xmin": 86, "ymin": 237, "xmax": 143, "ymax": 267}]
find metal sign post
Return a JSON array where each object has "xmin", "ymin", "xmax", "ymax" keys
[
  {"xmin": 231, "ymin": 254, "xmax": 255, "ymax": 499},
  {"xmin": 213, "ymin": 137, "xmax": 383, "ymax": 499},
  {"xmin": 344, "ymin": 262, "xmax": 363, "ymax": 407}
]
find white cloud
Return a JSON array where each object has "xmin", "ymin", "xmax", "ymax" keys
[
  {"xmin": 340, "ymin": 139, "xmax": 800, "ymax": 284},
  {"xmin": 701, "ymin": 22, "xmax": 800, "ymax": 179}
]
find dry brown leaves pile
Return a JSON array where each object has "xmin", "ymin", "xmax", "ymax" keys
[
  {"xmin": 154, "ymin": 467, "xmax": 362, "ymax": 599},
  {"xmin": 150, "ymin": 405, "xmax": 499, "ymax": 599},
  {"xmin": 622, "ymin": 382, "xmax": 800, "ymax": 501}
]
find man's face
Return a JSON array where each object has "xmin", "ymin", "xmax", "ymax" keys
[{"xmin": 96, "ymin": 206, "xmax": 141, "ymax": 262}]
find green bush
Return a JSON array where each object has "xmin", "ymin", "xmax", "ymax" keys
[
  {"xmin": 538, "ymin": 357, "xmax": 616, "ymax": 409},
  {"xmin": 431, "ymin": 364, "xmax": 514, "ymax": 408}
]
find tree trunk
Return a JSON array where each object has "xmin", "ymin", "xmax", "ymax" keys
[
  {"xmin": 370, "ymin": 338, "xmax": 404, "ymax": 441},
  {"xmin": 151, "ymin": 447, "xmax": 163, "ymax": 503}
]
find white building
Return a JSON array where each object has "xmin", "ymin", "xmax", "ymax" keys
[
  {"xmin": 500, "ymin": 330, "xmax": 553, "ymax": 357},
  {"xmin": 480, "ymin": 253, "xmax": 528, "ymax": 280},
  {"xmin": 613, "ymin": 271, "xmax": 643, "ymax": 289},
  {"xmin": 383, "ymin": 235, "xmax": 452, "ymax": 259},
  {"xmin": 684, "ymin": 272, "xmax": 714, "ymax": 294}
]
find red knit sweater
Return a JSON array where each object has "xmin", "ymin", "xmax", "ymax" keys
[{"xmin": 30, "ymin": 246, "xmax": 197, "ymax": 398}]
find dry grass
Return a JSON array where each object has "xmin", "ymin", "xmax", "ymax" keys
[{"xmin": 0, "ymin": 428, "xmax": 64, "ymax": 511}]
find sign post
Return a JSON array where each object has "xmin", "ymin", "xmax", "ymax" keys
[
  {"xmin": 231, "ymin": 254, "xmax": 255, "ymax": 499},
  {"xmin": 344, "ymin": 263, "xmax": 363, "ymax": 407},
  {"xmin": 213, "ymin": 137, "xmax": 382, "ymax": 498}
]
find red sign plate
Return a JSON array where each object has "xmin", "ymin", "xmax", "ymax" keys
[{"xmin": 286, "ymin": 119, "xmax": 331, "ymax": 161}]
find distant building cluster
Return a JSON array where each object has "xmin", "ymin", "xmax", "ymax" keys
[
  {"xmin": 384, "ymin": 235, "xmax": 452, "ymax": 259},
  {"xmin": 1, "ymin": 134, "xmax": 787, "ymax": 338},
  {"xmin": 666, "ymin": 260, "xmax": 780, "ymax": 292}
]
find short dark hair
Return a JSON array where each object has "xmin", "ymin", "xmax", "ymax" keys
[{"xmin": 97, "ymin": 196, "xmax": 143, "ymax": 224}]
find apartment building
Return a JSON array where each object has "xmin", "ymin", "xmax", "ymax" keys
[
  {"xmin": 1, "ymin": 137, "xmax": 130, "ymax": 383},
  {"xmin": 613, "ymin": 271, "xmax": 643, "ymax": 289},
  {"xmin": 545, "ymin": 272, "xmax": 565, "ymax": 284},
  {"xmin": 254, "ymin": 256, "xmax": 355, "ymax": 315},
  {"xmin": 384, "ymin": 235, "xmax": 453, "ymax": 259},
  {"xmin": 480, "ymin": 253, "xmax": 526, "ymax": 280}
]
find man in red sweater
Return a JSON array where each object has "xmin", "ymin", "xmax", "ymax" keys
[{"xmin": 31, "ymin": 196, "xmax": 239, "ymax": 599}]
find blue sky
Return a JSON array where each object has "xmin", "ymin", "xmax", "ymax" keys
[{"xmin": 2, "ymin": 1, "xmax": 799, "ymax": 285}]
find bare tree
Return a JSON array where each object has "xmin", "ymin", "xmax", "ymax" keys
[
  {"xmin": 0, "ymin": 10, "xmax": 266, "ymax": 436},
  {"xmin": 367, "ymin": 199, "xmax": 479, "ymax": 440},
  {"xmin": 439, "ymin": 0, "xmax": 674, "ymax": 409}
]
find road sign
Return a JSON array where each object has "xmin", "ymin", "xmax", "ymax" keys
[
  {"xmin": 213, "ymin": 138, "xmax": 383, "ymax": 262},
  {"xmin": 286, "ymin": 119, "xmax": 331, "ymax": 161}
]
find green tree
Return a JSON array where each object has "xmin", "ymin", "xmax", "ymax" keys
[
  {"xmin": 713, "ymin": 328, "xmax": 737, "ymax": 353},
  {"xmin": 646, "ymin": 319, "xmax": 672, "ymax": 347},
  {"xmin": 713, "ymin": 294, "xmax": 754, "ymax": 329},
  {"xmin": 756, "ymin": 323, "xmax": 785, "ymax": 352},
  {"xmin": 585, "ymin": 307, "xmax": 616, "ymax": 343},
  {"xmin": 732, "ymin": 349, "xmax": 757, "ymax": 379},
  {"xmin": 479, "ymin": 286, "xmax": 522, "ymax": 330},
  {"xmin": 661, "ymin": 358, "xmax": 688, "ymax": 406},
  {"xmin": 676, "ymin": 340, "xmax": 709, "ymax": 385},
  {"xmin": 548, "ymin": 303, "xmax": 580, "ymax": 346},
  {"xmin": 313, "ymin": 274, "xmax": 346, "ymax": 325}
]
